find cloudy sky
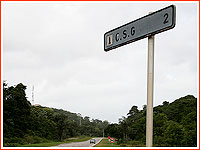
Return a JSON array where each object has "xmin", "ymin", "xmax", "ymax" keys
[{"xmin": 2, "ymin": 2, "xmax": 198, "ymax": 123}]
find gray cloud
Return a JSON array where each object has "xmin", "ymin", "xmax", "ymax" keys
[{"xmin": 3, "ymin": 2, "xmax": 198, "ymax": 123}]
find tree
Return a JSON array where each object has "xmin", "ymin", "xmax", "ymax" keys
[
  {"xmin": 127, "ymin": 106, "xmax": 139, "ymax": 117},
  {"xmin": 181, "ymin": 111, "xmax": 197, "ymax": 146},
  {"xmin": 153, "ymin": 113, "xmax": 168, "ymax": 137},
  {"xmin": 54, "ymin": 113, "xmax": 70, "ymax": 141},
  {"xmin": 163, "ymin": 121, "xmax": 184, "ymax": 146},
  {"xmin": 3, "ymin": 82, "xmax": 31, "ymax": 138},
  {"xmin": 153, "ymin": 113, "xmax": 168, "ymax": 146},
  {"xmin": 105, "ymin": 123, "xmax": 121, "ymax": 139},
  {"xmin": 119, "ymin": 116, "xmax": 128, "ymax": 142},
  {"xmin": 28, "ymin": 106, "xmax": 57, "ymax": 140}
]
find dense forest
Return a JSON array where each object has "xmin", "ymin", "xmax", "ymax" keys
[
  {"xmin": 3, "ymin": 82, "xmax": 197, "ymax": 147},
  {"xmin": 3, "ymin": 82, "xmax": 109, "ymax": 146},
  {"xmin": 105, "ymin": 95, "xmax": 197, "ymax": 147}
]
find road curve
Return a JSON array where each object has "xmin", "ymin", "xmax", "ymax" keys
[{"xmin": 54, "ymin": 138, "xmax": 102, "ymax": 147}]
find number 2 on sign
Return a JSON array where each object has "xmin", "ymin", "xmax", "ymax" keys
[{"xmin": 163, "ymin": 13, "xmax": 169, "ymax": 24}]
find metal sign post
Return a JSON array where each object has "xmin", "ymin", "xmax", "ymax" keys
[
  {"xmin": 146, "ymin": 35, "xmax": 154, "ymax": 147},
  {"xmin": 104, "ymin": 5, "xmax": 176, "ymax": 147}
]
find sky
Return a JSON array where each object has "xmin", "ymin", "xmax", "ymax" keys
[{"xmin": 2, "ymin": 1, "xmax": 198, "ymax": 123}]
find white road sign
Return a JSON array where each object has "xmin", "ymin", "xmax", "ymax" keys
[{"xmin": 104, "ymin": 5, "xmax": 176, "ymax": 51}]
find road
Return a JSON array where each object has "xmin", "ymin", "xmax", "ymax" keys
[{"xmin": 54, "ymin": 138, "xmax": 103, "ymax": 147}]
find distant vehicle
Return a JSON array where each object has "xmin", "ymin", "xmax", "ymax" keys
[{"xmin": 90, "ymin": 139, "xmax": 96, "ymax": 144}]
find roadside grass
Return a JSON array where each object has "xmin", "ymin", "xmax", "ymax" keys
[
  {"xmin": 95, "ymin": 138, "xmax": 120, "ymax": 147},
  {"xmin": 19, "ymin": 136, "xmax": 92, "ymax": 147},
  {"xmin": 95, "ymin": 139, "xmax": 145, "ymax": 147},
  {"xmin": 124, "ymin": 140, "xmax": 145, "ymax": 147},
  {"xmin": 18, "ymin": 141, "xmax": 63, "ymax": 147}
]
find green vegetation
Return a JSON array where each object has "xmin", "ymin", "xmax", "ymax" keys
[
  {"xmin": 95, "ymin": 138, "xmax": 120, "ymax": 147},
  {"xmin": 19, "ymin": 141, "xmax": 63, "ymax": 147},
  {"xmin": 3, "ymin": 81, "xmax": 197, "ymax": 147},
  {"xmin": 105, "ymin": 95, "xmax": 197, "ymax": 147},
  {"xmin": 19, "ymin": 136, "xmax": 91, "ymax": 147},
  {"xmin": 3, "ymin": 82, "xmax": 108, "ymax": 147}
]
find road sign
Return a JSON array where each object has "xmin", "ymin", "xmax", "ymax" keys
[
  {"xmin": 104, "ymin": 5, "xmax": 176, "ymax": 51},
  {"xmin": 109, "ymin": 138, "xmax": 115, "ymax": 143}
]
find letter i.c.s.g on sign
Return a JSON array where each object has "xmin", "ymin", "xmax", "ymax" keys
[{"xmin": 104, "ymin": 5, "xmax": 176, "ymax": 52}]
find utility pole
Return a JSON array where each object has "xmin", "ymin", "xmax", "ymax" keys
[
  {"xmin": 32, "ymin": 85, "xmax": 34, "ymax": 105},
  {"xmin": 78, "ymin": 113, "xmax": 82, "ymax": 126}
]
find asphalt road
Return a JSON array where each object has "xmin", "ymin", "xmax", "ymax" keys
[{"xmin": 54, "ymin": 138, "xmax": 103, "ymax": 147}]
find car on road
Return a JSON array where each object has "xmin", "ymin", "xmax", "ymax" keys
[{"xmin": 90, "ymin": 139, "xmax": 96, "ymax": 144}]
